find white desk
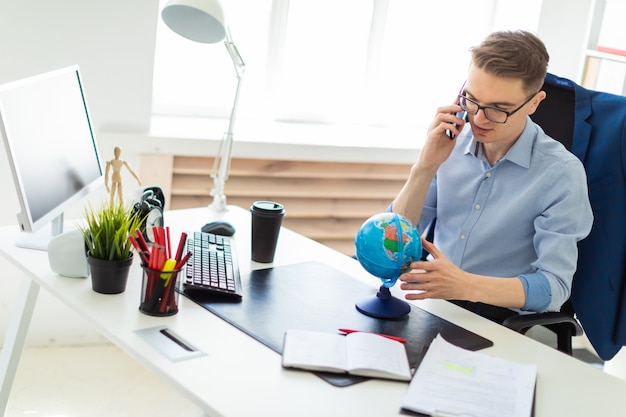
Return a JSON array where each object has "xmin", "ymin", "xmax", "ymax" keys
[{"xmin": 1, "ymin": 206, "xmax": 625, "ymax": 416}]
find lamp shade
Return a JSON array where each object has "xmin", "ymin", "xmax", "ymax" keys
[{"xmin": 161, "ymin": 0, "xmax": 226, "ymax": 44}]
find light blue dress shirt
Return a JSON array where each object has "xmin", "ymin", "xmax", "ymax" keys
[{"xmin": 417, "ymin": 117, "xmax": 593, "ymax": 312}]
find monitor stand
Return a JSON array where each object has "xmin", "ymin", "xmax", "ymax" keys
[{"xmin": 15, "ymin": 214, "xmax": 67, "ymax": 251}]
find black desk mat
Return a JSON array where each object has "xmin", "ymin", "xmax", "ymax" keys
[{"xmin": 180, "ymin": 261, "xmax": 493, "ymax": 387}]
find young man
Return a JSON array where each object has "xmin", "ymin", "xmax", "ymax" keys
[{"xmin": 393, "ymin": 30, "xmax": 593, "ymax": 317}]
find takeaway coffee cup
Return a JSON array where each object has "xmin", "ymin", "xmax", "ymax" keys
[{"xmin": 250, "ymin": 201, "xmax": 285, "ymax": 263}]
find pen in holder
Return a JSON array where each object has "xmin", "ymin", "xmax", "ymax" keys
[
  {"xmin": 131, "ymin": 227, "xmax": 191, "ymax": 316},
  {"xmin": 139, "ymin": 263, "xmax": 181, "ymax": 316}
]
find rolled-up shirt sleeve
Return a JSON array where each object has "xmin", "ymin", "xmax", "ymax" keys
[
  {"xmin": 521, "ymin": 156, "xmax": 593, "ymax": 311},
  {"xmin": 518, "ymin": 272, "xmax": 551, "ymax": 311}
]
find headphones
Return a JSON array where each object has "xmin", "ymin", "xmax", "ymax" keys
[{"xmin": 132, "ymin": 186, "xmax": 165, "ymax": 243}]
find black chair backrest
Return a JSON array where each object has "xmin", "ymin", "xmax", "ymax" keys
[{"xmin": 530, "ymin": 80, "xmax": 576, "ymax": 151}]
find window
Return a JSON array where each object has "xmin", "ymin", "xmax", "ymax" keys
[
  {"xmin": 585, "ymin": 0, "xmax": 626, "ymax": 95},
  {"xmin": 152, "ymin": 0, "xmax": 542, "ymax": 147}
]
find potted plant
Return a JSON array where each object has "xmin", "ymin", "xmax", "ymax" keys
[{"xmin": 78, "ymin": 202, "xmax": 145, "ymax": 294}]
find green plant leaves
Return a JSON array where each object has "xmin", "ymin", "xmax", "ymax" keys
[{"xmin": 79, "ymin": 202, "xmax": 146, "ymax": 261}]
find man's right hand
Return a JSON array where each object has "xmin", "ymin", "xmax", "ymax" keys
[{"xmin": 417, "ymin": 104, "xmax": 465, "ymax": 173}]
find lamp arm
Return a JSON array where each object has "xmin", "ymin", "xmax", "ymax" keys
[
  {"xmin": 224, "ymin": 28, "xmax": 245, "ymax": 78},
  {"xmin": 209, "ymin": 29, "xmax": 245, "ymax": 212}
]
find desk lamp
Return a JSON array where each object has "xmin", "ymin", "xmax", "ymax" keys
[{"xmin": 161, "ymin": 0, "xmax": 245, "ymax": 212}]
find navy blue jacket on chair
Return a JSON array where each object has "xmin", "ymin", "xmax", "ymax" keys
[{"xmin": 533, "ymin": 73, "xmax": 626, "ymax": 360}]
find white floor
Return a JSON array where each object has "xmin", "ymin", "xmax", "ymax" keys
[{"xmin": 4, "ymin": 344, "xmax": 202, "ymax": 417}]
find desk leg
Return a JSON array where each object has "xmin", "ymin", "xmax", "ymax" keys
[{"xmin": 0, "ymin": 278, "xmax": 40, "ymax": 414}]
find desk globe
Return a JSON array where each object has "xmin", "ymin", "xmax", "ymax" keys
[{"xmin": 354, "ymin": 212, "xmax": 421, "ymax": 318}]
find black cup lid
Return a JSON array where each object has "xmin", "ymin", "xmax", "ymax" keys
[{"xmin": 251, "ymin": 201, "xmax": 284, "ymax": 213}]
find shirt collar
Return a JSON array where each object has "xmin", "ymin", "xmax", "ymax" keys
[{"xmin": 464, "ymin": 116, "xmax": 535, "ymax": 168}]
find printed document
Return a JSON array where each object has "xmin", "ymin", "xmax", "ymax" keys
[{"xmin": 402, "ymin": 334, "xmax": 536, "ymax": 417}]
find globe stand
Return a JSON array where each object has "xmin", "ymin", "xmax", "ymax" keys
[{"xmin": 355, "ymin": 285, "xmax": 411, "ymax": 319}]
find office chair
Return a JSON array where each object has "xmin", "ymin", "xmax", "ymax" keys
[{"xmin": 500, "ymin": 73, "xmax": 626, "ymax": 361}]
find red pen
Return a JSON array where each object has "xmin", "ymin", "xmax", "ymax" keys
[
  {"xmin": 338, "ymin": 328, "xmax": 407, "ymax": 344},
  {"xmin": 175, "ymin": 250, "xmax": 193, "ymax": 270},
  {"xmin": 165, "ymin": 226, "xmax": 172, "ymax": 259},
  {"xmin": 174, "ymin": 232, "xmax": 187, "ymax": 263},
  {"xmin": 134, "ymin": 228, "xmax": 150, "ymax": 253}
]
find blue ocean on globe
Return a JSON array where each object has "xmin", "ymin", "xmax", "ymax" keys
[{"xmin": 355, "ymin": 212, "xmax": 422, "ymax": 288}]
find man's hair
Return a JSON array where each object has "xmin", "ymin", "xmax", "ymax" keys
[{"xmin": 470, "ymin": 30, "xmax": 549, "ymax": 94}]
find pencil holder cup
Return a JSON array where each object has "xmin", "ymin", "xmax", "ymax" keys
[{"xmin": 139, "ymin": 265, "xmax": 181, "ymax": 316}]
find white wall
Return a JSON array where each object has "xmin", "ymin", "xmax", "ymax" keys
[
  {"xmin": 0, "ymin": 0, "xmax": 603, "ymax": 349},
  {"xmin": 0, "ymin": 0, "xmax": 158, "ymax": 132}
]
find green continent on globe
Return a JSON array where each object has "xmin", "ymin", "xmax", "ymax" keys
[
  {"xmin": 379, "ymin": 218, "xmax": 412, "ymax": 262},
  {"xmin": 354, "ymin": 212, "xmax": 421, "ymax": 287}
]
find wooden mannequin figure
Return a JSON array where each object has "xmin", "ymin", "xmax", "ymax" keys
[{"xmin": 105, "ymin": 146, "xmax": 141, "ymax": 206}]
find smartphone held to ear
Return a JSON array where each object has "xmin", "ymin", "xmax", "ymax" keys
[
  {"xmin": 448, "ymin": 80, "xmax": 468, "ymax": 139},
  {"xmin": 447, "ymin": 110, "xmax": 468, "ymax": 139}
]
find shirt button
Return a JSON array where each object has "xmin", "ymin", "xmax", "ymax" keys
[
  {"xmin": 485, "ymin": 172, "xmax": 492, "ymax": 178},
  {"xmin": 460, "ymin": 234, "xmax": 466, "ymax": 240},
  {"xmin": 475, "ymin": 204, "xmax": 481, "ymax": 210}
]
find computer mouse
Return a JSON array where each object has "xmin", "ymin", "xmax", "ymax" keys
[{"xmin": 201, "ymin": 221, "xmax": 236, "ymax": 236}]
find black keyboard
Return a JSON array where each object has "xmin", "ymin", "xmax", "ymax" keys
[{"xmin": 183, "ymin": 231, "xmax": 242, "ymax": 299}]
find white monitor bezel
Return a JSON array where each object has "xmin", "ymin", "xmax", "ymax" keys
[{"xmin": 0, "ymin": 65, "xmax": 103, "ymax": 249}]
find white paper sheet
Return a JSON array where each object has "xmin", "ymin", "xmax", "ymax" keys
[{"xmin": 402, "ymin": 334, "xmax": 536, "ymax": 417}]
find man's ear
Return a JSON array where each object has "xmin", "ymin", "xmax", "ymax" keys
[{"xmin": 527, "ymin": 90, "xmax": 547, "ymax": 115}]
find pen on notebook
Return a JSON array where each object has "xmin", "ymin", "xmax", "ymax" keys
[{"xmin": 338, "ymin": 328, "xmax": 407, "ymax": 344}]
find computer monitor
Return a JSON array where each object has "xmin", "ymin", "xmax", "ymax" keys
[{"xmin": 0, "ymin": 65, "xmax": 103, "ymax": 250}]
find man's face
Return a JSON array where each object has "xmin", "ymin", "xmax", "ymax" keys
[{"xmin": 463, "ymin": 65, "xmax": 543, "ymax": 146}]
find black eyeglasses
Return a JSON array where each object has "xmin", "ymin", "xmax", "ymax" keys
[{"xmin": 458, "ymin": 91, "xmax": 538, "ymax": 124}]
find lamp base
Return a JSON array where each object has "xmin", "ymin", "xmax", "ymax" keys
[
  {"xmin": 209, "ymin": 193, "xmax": 228, "ymax": 213},
  {"xmin": 355, "ymin": 285, "xmax": 411, "ymax": 319}
]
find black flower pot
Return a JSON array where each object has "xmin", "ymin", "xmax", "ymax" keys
[{"xmin": 87, "ymin": 253, "xmax": 134, "ymax": 294}]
